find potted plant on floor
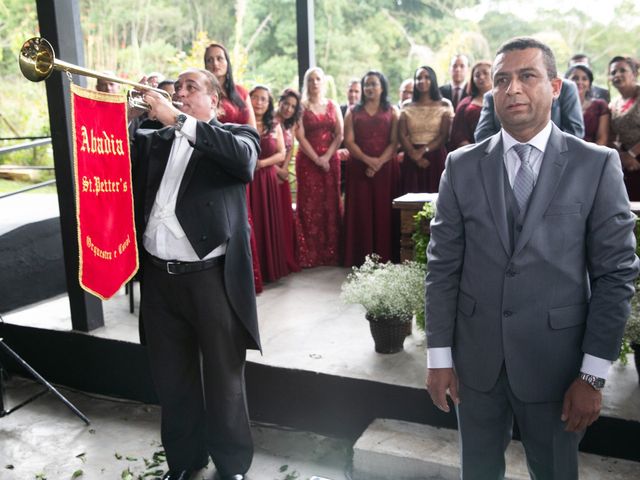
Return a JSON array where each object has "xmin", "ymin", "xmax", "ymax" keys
[
  {"xmin": 341, "ymin": 254, "xmax": 425, "ymax": 353},
  {"xmin": 620, "ymin": 280, "xmax": 640, "ymax": 384}
]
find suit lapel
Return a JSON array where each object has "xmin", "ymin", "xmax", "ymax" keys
[
  {"xmin": 480, "ymin": 134, "xmax": 511, "ymax": 257},
  {"xmin": 513, "ymin": 125, "xmax": 568, "ymax": 257}
]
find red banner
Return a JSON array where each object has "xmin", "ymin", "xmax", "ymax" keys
[{"xmin": 71, "ymin": 84, "xmax": 138, "ymax": 300}]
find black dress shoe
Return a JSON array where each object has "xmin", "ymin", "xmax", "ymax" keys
[{"xmin": 161, "ymin": 469, "xmax": 195, "ymax": 480}]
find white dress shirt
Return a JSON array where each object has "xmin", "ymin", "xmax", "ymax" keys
[
  {"xmin": 143, "ymin": 115, "xmax": 226, "ymax": 261},
  {"xmin": 428, "ymin": 121, "xmax": 612, "ymax": 380}
]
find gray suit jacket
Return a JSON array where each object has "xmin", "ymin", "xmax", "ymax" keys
[
  {"xmin": 425, "ymin": 125, "xmax": 639, "ymax": 402},
  {"xmin": 474, "ymin": 80, "xmax": 585, "ymax": 142}
]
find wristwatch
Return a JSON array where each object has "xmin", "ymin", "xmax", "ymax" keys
[
  {"xmin": 579, "ymin": 372, "xmax": 605, "ymax": 391},
  {"xmin": 175, "ymin": 113, "xmax": 187, "ymax": 131}
]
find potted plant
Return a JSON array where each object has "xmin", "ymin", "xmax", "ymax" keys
[
  {"xmin": 620, "ymin": 280, "xmax": 640, "ymax": 384},
  {"xmin": 412, "ymin": 201, "xmax": 436, "ymax": 331},
  {"xmin": 341, "ymin": 254, "xmax": 425, "ymax": 353}
]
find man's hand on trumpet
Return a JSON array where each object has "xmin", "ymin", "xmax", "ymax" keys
[{"xmin": 143, "ymin": 90, "xmax": 181, "ymax": 126}]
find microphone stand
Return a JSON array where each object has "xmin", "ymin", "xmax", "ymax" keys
[{"xmin": 0, "ymin": 338, "xmax": 89, "ymax": 425}]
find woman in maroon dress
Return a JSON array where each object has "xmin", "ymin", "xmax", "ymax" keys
[
  {"xmin": 343, "ymin": 71, "xmax": 399, "ymax": 266},
  {"xmin": 204, "ymin": 42, "xmax": 262, "ymax": 292},
  {"xmin": 449, "ymin": 61, "xmax": 492, "ymax": 150},
  {"xmin": 248, "ymin": 86, "xmax": 288, "ymax": 282},
  {"xmin": 398, "ymin": 66, "xmax": 453, "ymax": 193},
  {"xmin": 295, "ymin": 67, "xmax": 344, "ymax": 267},
  {"xmin": 275, "ymin": 88, "xmax": 303, "ymax": 272},
  {"xmin": 204, "ymin": 43, "xmax": 256, "ymax": 127},
  {"xmin": 565, "ymin": 63, "xmax": 610, "ymax": 145}
]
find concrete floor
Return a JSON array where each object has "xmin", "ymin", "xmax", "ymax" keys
[
  {"xmin": 3, "ymin": 266, "xmax": 639, "ymax": 423},
  {"xmin": 0, "ymin": 193, "xmax": 59, "ymax": 236},
  {"xmin": 1, "ymin": 376, "xmax": 351, "ymax": 480}
]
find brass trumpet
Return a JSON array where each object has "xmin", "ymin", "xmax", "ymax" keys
[{"xmin": 19, "ymin": 37, "xmax": 181, "ymax": 110}]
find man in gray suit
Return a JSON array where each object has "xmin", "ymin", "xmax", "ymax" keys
[
  {"xmin": 425, "ymin": 37, "xmax": 639, "ymax": 479},
  {"xmin": 474, "ymin": 77, "xmax": 585, "ymax": 142}
]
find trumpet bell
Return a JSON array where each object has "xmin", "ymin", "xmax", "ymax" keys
[
  {"xmin": 19, "ymin": 37, "xmax": 55, "ymax": 82},
  {"xmin": 18, "ymin": 36, "xmax": 182, "ymax": 112}
]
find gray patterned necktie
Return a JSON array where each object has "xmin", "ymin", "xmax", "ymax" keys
[{"xmin": 512, "ymin": 143, "xmax": 534, "ymax": 213}]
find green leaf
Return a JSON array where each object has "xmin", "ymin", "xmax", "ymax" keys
[
  {"xmin": 143, "ymin": 470, "xmax": 165, "ymax": 477},
  {"xmin": 279, "ymin": 464, "xmax": 289, "ymax": 472},
  {"xmin": 115, "ymin": 453, "xmax": 123, "ymax": 460},
  {"xmin": 71, "ymin": 470, "xmax": 83, "ymax": 479},
  {"xmin": 125, "ymin": 456, "xmax": 138, "ymax": 462},
  {"xmin": 120, "ymin": 467, "xmax": 134, "ymax": 480},
  {"xmin": 5, "ymin": 465, "xmax": 15, "ymax": 470}
]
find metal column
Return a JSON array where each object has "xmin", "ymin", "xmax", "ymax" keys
[{"xmin": 35, "ymin": 0, "xmax": 104, "ymax": 331}]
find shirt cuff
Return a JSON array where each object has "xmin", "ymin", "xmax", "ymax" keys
[
  {"xmin": 180, "ymin": 115, "xmax": 197, "ymax": 142},
  {"xmin": 427, "ymin": 347, "xmax": 453, "ymax": 369},
  {"xmin": 580, "ymin": 354, "xmax": 612, "ymax": 380}
]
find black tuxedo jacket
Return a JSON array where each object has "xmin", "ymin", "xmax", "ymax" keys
[
  {"xmin": 131, "ymin": 119, "xmax": 261, "ymax": 350},
  {"xmin": 439, "ymin": 83, "xmax": 468, "ymax": 109}
]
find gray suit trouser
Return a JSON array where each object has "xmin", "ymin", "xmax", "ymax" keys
[
  {"xmin": 141, "ymin": 256, "xmax": 253, "ymax": 475},
  {"xmin": 456, "ymin": 367, "xmax": 583, "ymax": 480}
]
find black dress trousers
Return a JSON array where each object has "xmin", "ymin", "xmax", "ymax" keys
[{"xmin": 141, "ymin": 255, "xmax": 253, "ymax": 475}]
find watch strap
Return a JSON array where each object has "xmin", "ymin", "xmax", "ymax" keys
[
  {"xmin": 175, "ymin": 113, "xmax": 187, "ymax": 132},
  {"xmin": 579, "ymin": 372, "xmax": 605, "ymax": 391}
]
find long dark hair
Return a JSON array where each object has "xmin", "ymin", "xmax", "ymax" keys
[
  {"xmin": 250, "ymin": 85, "xmax": 275, "ymax": 135},
  {"xmin": 278, "ymin": 88, "xmax": 302, "ymax": 130},
  {"xmin": 412, "ymin": 66, "xmax": 442, "ymax": 102},
  {"xmin": 354, "ymin": 70, "xmax": 391, "ymax": 112},
  {"xmin": 204, "ymin": 43, "xmax": 246, "ymax": 110}
]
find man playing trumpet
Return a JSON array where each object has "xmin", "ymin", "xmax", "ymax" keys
[{"xmin": 129, "ymin": 68, "xmax": 260, "ymax": 480}]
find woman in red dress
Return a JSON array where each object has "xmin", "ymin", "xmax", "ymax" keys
[
  {"xmin": 398, "ymin": 66, "xmax": 453, "ymax": 193},
  {"xmin": 204, "ymin": 42, "xmax": 263, "ymax": 292},
  {"xmin": 204, "ymin": 43, "xmax": 256, "ymax": 128},
  {"xmin": 295, "ymin": 67, "xmax": 344, "ymax": 267},
  {"xmin": 565, "ymin": 63, "xmax": 610, "ymax": 145},
  {"xmin": 449, "ymin": 61, "xmax": 492, "ymax": 150},
  {"xmin": 275, "ymin": 88, "xmax": 303, "ymax": 272},
  {"xmin": 248, "ymin": 86, "xmax": 289, "ymax": 282},
  {"xmin": 343, "ymin": 71, "xmax": 399, "ymax": 266}
]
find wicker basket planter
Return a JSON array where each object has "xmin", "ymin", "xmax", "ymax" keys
[{"xmin": 366, "ymin": 313, "xmax": 412, "ymax": 354}]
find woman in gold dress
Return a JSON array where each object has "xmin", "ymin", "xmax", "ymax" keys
[{"xmin": 398, "ymin": 66, "xmax": 454, "ymax": 193}]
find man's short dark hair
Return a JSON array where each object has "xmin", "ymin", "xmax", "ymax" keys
[
  {"xmin": 495, "ymin": 37, "xmax": 558, "ymax": 80},
  {"xmin": 570, "ymin": 53, "xmax": 589, "ymax": 64},
  {"xmin": 158, "ymin": 79, "xmax": 174, "ymax": 90}
]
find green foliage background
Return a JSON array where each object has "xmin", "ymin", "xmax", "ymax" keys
[{"xmin": 1, "ymin": 0, "xmax": 640, "ymax": 167}]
